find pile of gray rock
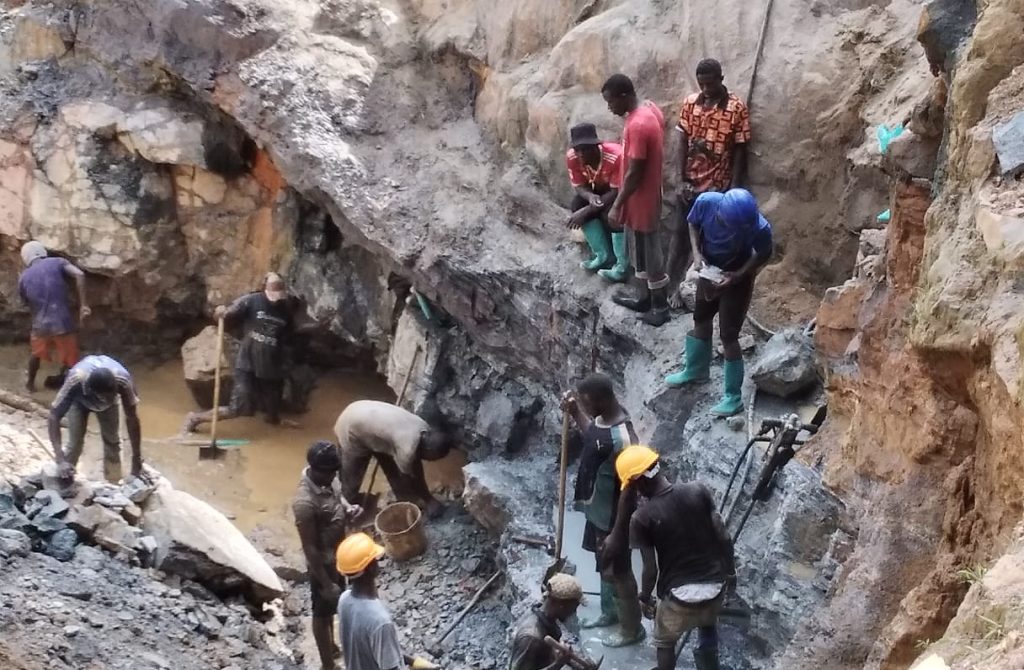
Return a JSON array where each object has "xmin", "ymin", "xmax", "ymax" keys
[
  {"xmin": 0, "ymin": 472, "xmax": 155, "ymax": 565},
  {"xmin": 1, "ymin": 466, "xmax": 284, "ymax": 606}
]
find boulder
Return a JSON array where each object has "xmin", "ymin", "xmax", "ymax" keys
[
  {"xmin": 750, "ymin": 329, "xmax": 820, "ymax": 398},
  {"xmin": 45, "ymin": 528, "xmax": 79, "ymax": 562},
  {"xmin": 66, "ymin": 503, "xmax": 143, "ymax": 554},
  {"xmin": 461, "ymin": 464, "xmax": 513, "ymax": 535},
  {"xmin": 993, "ymin": 111, "xmax": 1024, "ymax": 177},
  {"xmin": 181, "ymin": 326, "xmax": 238, "ymax": 409},
  {"xmin": 886, "ymin": 131, "xmax": 940, "ymax": 180},
  {"xmin": 0, "ymin": 528, "xmax": 31, "ymax": 558},
  {"xmin": 141, "ymin": 481, "xmax": 284, "ymax": 603}
]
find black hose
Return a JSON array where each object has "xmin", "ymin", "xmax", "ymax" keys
[{"xmin": 720, "ymin": 438, "xmax": 757, "ymax": 515}]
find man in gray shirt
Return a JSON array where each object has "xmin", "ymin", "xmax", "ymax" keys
[{"xmin": 335, "ymin": 533, "xmax": 437, "ymax": 670}]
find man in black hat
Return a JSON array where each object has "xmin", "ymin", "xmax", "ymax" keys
[
  {"xmin": 565, "ymin": 123, "xmax": 623, "ymax": 274},
  {"xmin": 293, "ymin": 440, "xmax": 362, "ymax": 670}
]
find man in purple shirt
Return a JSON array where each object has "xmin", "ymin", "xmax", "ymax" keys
[{"xmin": 17, "ymin": 241, "xmax": 90, "ymax": 392}]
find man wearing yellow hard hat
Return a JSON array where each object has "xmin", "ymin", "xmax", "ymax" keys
[
  {"xmin": 615, "ymin": 445, "xmax": 736, "ymax": 670},
  {"xmin": 335, "ymin": 533, "xmax": 438, "ymax": 670}
]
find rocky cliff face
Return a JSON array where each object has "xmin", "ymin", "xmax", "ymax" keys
[
  {"xmin": 1, "ymin": 0, "xmax": 1011, "ymax": 668},
  {"xmin": 804, "ymin": 0, "xmax": 1024, "ymax": 667}
]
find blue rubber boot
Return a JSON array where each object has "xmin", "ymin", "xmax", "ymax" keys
[
  {"xmin": 710, "ymin": 358, "xmax": 745, "ymax": 417},
  {"xmin": 665, "ymin": 336, "xmax": 712, "ymax": 387},
  {"xmin": 580, "ymin": 219, "xmax": 611, "ymax": 271},
  {"xmin": 597, "ymin": 232, "xmax": 628, "ymax": 283}
]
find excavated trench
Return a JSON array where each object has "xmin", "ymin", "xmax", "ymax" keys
[{"xmin": 5, "ymin": 0, "xmax": 1024, "ymax": 669}]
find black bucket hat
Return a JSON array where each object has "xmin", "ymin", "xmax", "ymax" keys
[{"xmin": 569, "ymin": 123, "xmax": 600, "ymax": 148}]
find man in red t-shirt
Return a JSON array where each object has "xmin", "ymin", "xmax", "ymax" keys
[
  {"xmin": 565, "ymin": 123, "xmax": 622, "ymax": 273},
  {"xmin": 601, "ymin": 74, "xmax": 669, "ymax": 327}
]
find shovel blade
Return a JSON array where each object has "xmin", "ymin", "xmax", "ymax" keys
[
  {"xmin": 542, "ymin": 557, "xmax": 567, "ymax": 588},
  {"xmin": 199, "ymin": 444, "xmax": 223, "ymax": 460}
]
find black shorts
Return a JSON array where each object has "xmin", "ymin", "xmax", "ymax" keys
[
  {"xmin": 583, "ymin": 523, "xmax": 631, "ymax": 576},
  {"xmin": 693, "ymin": 275, "xmax": 754, "ymax": 342},
  {"xmin": 310, "ymin": 576, "xmax": 340, "ymax": 618},
  {"xmin": 229, "ymin": 370, "xmax": 283, "ymax": 419}
]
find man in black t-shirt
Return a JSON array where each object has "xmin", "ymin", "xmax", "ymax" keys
[
  {"xmin": 616, "ymin": 445, "xmax": 736, "ymax": 670},
  {"xmin": 184, "ymin": 272, "xmax": 298, "ymax": 433}
]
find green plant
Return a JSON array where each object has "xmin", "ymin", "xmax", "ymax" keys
[{"xmin": 956, "ymin": 565, "xmax": 988, "ymax": 586}]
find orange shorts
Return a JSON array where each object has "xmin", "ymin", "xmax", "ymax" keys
[{"xmin": 30, "ymin": 334, "xmax": 80, "ymax": 367}]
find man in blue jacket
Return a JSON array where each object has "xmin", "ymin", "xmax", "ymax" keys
[{"xmin": 664, "ymin": 189, "xmax": 772, "ymax": 416}]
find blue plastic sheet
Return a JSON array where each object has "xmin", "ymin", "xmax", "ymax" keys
[{"xmin": 876, "ymin": 124, "xmax": 904, "ymax": 155}]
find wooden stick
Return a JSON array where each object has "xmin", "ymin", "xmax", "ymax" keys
[
  {"xmin": 554, "ymin": 411, "xmax": 570, "ymax": 561},
  {"xmin": 0, "ymin": 388, "xmax": 49, "ymax": 417},
  {"xmin": 364, "ymin": 345, "xmax": 422, "ymax": 504},
  {"xmin": 209, "ymin": 316, "xmax": 226, "ymax": 448},
  {"xmin": 431, "ymin": 570, "xmax": 502, "ymax": 649}
]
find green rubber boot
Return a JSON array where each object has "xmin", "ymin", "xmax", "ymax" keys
[
  {"xmin": 597, "ymin": 232, "xmax": 628, "ymax": 283},
  {"xmin": 665, "ymin": 335, "xmax": 712, "ymax": 387},
  {"xmin": 710, "ymin": 358, "xmax": 745, "ymax": 417},
  {"xmin": 602, "ymin": 572, "xmax": 645, "ymax": 648},
  {"xmin": 581, "ymin": 580, "xmax": 618, "ymax": 629},
  {"xmin": 579, "ymin": 219, "xmax": 612, "ymax": 271}
]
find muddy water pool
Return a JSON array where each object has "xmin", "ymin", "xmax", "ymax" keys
[{"xmin": 0, "ymin": 345, "xmax": 466, "ymax": 555}]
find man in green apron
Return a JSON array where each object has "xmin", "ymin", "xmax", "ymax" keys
[{"xmin": 562, "ymin": 373, "xmax": 644, "ymax": 648}]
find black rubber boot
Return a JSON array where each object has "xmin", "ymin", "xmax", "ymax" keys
[
  {"xmin": 612, "ymin": 283, "xmax": 651, "ymax": 312},
  {"xmin": 693, "ymin": 647, "xmax": 720, "ymax": 670},
  {"xmin": 639, "ymin": 286, "xmax": 670, "ymax": 327}
]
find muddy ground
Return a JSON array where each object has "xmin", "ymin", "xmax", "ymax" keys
[{"xmin": 0, "ymin": 397, "xmax": 512, "ymax": 670}]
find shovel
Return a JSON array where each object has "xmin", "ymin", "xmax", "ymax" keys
[
  {"xmin": 543, "ymin": 410, "xmax": 571, "ymax": 585},
  {"xmin": 200, "ymin": 316, "xmax": 227, "ymax": 460}
]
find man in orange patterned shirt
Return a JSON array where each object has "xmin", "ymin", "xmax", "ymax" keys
[{"xmin": 667, "ymin": 59, "xmax": 751, "ymax": 305}]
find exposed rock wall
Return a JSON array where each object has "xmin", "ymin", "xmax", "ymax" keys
[
  {"xmin": 0, "ymin": 0, "xmax": 1001, "ymax": 667},
  {"xmin": 802, "ymin": 0, "xmax": 1024, "ymax": 667}
]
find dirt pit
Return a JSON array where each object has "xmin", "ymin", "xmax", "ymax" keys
[{"xmin": 0, "ymin": 345, "xmax": 467, "ymax": 559}]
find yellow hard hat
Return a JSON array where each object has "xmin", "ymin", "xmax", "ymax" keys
[
  {"xmin": 335, "ymin": 532, "xmax": 386, "ymax": 577},
  {"xmin": 615, "ymin": 444, "xmax": 659, "ymax": 490}
]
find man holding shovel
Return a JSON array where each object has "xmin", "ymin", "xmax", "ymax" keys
[
  {"xmin": 334, "ymin": 400, "xmax": 451, "ymax": 519},
  {"xmin": 183, "ymin": 272, "xmax": 298, "ymax": 433},
  {"xmin": 561, "ymin": 374, "xmax": 644, "ymax": 648}
]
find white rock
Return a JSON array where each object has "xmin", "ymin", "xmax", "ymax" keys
[{"xmin": 141, "ymin": 481, "xmax": 284, "ymax": 603}]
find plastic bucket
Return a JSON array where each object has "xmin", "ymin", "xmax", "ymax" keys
[{"xmin": 374, "ymin": 501, "xmax": 427, "ymax": 561}]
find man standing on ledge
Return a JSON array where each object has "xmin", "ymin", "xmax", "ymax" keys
[
  {"xmin": 665, "ymin": 189, "xmax": 772, "ymax": 417},
  {"xmin": 600, "ymin": 74, "xmax": 670, "ymax": 327},
  {"xmin": 564, "ymin": 123, "xmax": 622, "ymax": 274},
  {"xmin": 616, "ymin": 445, "xmax": 736, "ymax": 670},
  {"xmin": 667, "ymin": 59, "xmax": 751, "ymax": 306},
  {"xmin": 18, "ymin": 241, "xmax": 90, "ymax": 392},
  {"xmin": 334, "ymin": 400, "xmax": 451, "ymax": 519},
  {"xmin": 294, "ymin": 441, "xmax": 362, "ymax": 670},
  {"xmin": 49, "ymin": 354, "xmax": 143, "ymax": 483}
]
